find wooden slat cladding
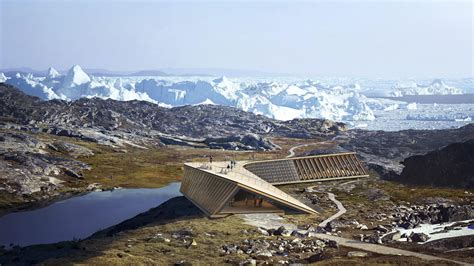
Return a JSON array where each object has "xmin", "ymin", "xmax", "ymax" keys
[
  {"xmin": 243, "ymin": 152, "xmax": 369, "ymax": 185},
  {"xmin": 244, "ymin": 160, "xmax": 299, "ymax": 183},
  {"xmin": 180, "ymin": 165, "xmax": 238, "ymax": 216},
  {"xmin": 291, "ymin": 153, "xmax": 368, "ymax": 181}
]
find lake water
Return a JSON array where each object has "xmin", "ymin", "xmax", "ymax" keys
[{"xmin": 0, "ymin": 182, "xmax": 181, "ymax": 247}]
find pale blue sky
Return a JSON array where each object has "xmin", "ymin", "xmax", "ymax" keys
[{"xmin": 0, "ymin": 0, "xmax": 472, "ymax": 78}]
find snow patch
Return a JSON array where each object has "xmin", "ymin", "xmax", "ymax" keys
[{"xmin": 395, "ymin": 220, "xmax": 474, "ymax": 243}]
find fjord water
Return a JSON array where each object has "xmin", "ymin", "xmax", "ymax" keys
[{"xmin": 0, "ymin": 183, "xmax": 181, "ymax": 247}]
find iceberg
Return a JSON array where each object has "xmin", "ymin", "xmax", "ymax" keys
[
  {"xmin": 390, "ymin": 79, "xmax": 464, "ymax": 96},
  {"xmin": 7, "ymin": 65, "xmax": 467, "ymax": 125},
  {"xmin": 46, "ymin": 67, "xmax": 61, "ymax": 79}
]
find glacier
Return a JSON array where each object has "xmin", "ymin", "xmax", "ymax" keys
[
  {"xmin": 389, "ymin": 79, "xmax": 464, "ymax": 97},
  {"xmin": 1, "ymin": 65, "xmax": 472, "ymax": 131}
]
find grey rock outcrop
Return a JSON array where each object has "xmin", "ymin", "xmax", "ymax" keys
[
  {"xmin": 342, "ymin": 125, "xmax": 474, "ymax": 180},
  {"xmin": 0, "ymin": 84, "xmax": 347, "ymax": 151},
  {"xmin": 0, "ymin": 132, "xmax": 90, "ymax": 195},
  {"xmin": 398, "ymin": 139, "xmax": 474, "ymax": 188}
]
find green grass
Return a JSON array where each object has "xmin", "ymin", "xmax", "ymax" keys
[
  {"xmin": 0, "ymin": 192, "xmax": 24, "ymax": 213},
  {"xmin": 72, "ymin": 136, "xmax": 323, "ymax": 189},
  {"xmin": 374, "ymin": 180, "xmax": 474, "ymax": 203}
]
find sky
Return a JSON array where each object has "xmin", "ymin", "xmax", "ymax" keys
[{"xmin": 0, "ymin": 0, "xmax": 472, "ymax": 78}]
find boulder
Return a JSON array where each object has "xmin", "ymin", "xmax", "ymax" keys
[
  {"xmin": 186, "ymin": 239, "xmax": 197, "ymax": 248},
  {"xmin": 347, "ymin": 251, "xmax": 369, "ymax": 257},
  {"xmin": 254, "ymin": 249, "xmax": 272, "ymax": 259},
  {"xmin": 400, "ymin": 221, "xmax": 415, "ymax": 229},
  {"xmin": 291, "ymin": 229, "xmax": 309, "ymax": 238},
  {"xmin": 325, "ymin": 220, "xmax": 344, "ymax": 231},
  {"xmin": 382, "ymin": 231, "xmax": 401, "ymax": 242},
  {"xmin": 257, "ymin": 227, "xmax": 269, "ymax": 236},
  {"xmin": 64, "ymin": 168, "xmax": 83, "ymax": 179},
  {"xmin": 242, "ymin": 259, "xmax": 257, "ymax": 266},
  {"xmin": 325, "ymin": 239, "xmax": 339, "ymax": 249},
  {"xmin": 274, "ymin": 226, "xmax": 291, "ymax": 237},
  {"xmin": 410, "ymin": 232, "xmax": 430, "ymax": 242},
  {"xmin": 376, "ymin": 224, "xmax": 389, "ymax": 233},
  {"xmin": 149, "ymin": 233, "xmax": 170, "ymax": 243},
  {"xmin": 306, "ymin": 251, "xmax": 324, "ymax": 263}
]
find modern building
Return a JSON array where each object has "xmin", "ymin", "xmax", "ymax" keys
[{"xmin": 180, "ymin": 152, "xmax": 368, "ymax": 218}]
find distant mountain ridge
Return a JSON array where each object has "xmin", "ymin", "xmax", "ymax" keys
[
  {"xmin": 0, "ymin": 83, "xmax": 347, "ymax": 140},
  {"xmin": 0, "ymin": 69, "xmax": 171, "ymax": 77},
  {"xmin": 0, "ymin": 67, "xmax": 286, "ymax": 78}
]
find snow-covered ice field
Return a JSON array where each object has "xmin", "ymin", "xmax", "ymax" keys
[
  {"xmin": 394, "ymin": 220, "xmax": 474, "ymax": 244},
  {"xmin": 349, "ymin": 103, "xmax": 474, "ymax": 131},
  {"xmin": 2, "ymin": 65, "xmax": 473, "ymax": 132}
]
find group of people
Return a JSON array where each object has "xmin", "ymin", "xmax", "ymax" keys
[
  {"xmin": 227, "ymin": 159, "xmax": 237, "ymax": 170},
  {"xmin": 206, "ymin": 155, "xmax": 240, "ymax": 174}
]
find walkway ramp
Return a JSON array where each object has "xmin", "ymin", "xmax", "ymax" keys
[{"xmin": 244, "ymin": 152, "xmax": 369, "ymax": 185}]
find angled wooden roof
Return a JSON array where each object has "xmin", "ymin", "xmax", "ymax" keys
[
  {"xmin": 180, "ymin": 152, "xmax": 369, "ymax": 218},
  {"xmin": 181, "ymin": 161, "xmax": 317, "ymax": 217}
]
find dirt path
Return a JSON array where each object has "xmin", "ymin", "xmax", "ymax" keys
[
  {"xmin": 239, "ymin": 214, "xmax": 468, "ymax": 264},
  {"xmin": 318, "ymin": 192, "xmax": 347, "ymax": 228},
  {"xmin": 286, "ymin": 135, "xmax": 341, "ymax": 158},
  {"xmin": 312, "ymin": 233, "xmax": 469, "ymax": 265},
  {"xmin": 305, "ymin": 186, "xmax": 347, "ymax": 228},
  {"xmin": 286, "ymin": 143, "xmax": 315, "ymax": 158},
  {"xmin": 287, "ymin": 141, "xmax": 351, "ymax": 227}
]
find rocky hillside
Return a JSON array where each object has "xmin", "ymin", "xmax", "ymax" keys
[
  {"xmin": 397, "ymin": 139, "xmax": 474, "ymax": 188},
  {"xmin": 0, "ymin": 131, "xmax": 91, "ymax": 196},
  {"xmin": 0, "ymin": 83, "xmax": 346, "ymax": 209},
  {"xmin": 341, "ymin": 125, "xmax": 474, "ymax": 178},
  {"xmin": 0, "ymin": 83, "xmax": 346, "ymax": 150}
]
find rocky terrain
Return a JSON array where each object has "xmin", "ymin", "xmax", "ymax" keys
[
  {"xmin": 340, "ymin": 125, "xmax": 474, "ymax": 179},
  {"xmin": 0, "ymin": 83, "xmax": 346, "ymax": 144},
  {"xmin": 1, "ymin": 182, "xmax": 472, "ymax": 265},
  {"xmin": 1, "ymin": 83, "xmax": 473, "ymax": 206},
  {"xmin": 398, "ymin": 139, "xmax": 474, "ymax": 188},
  {"xmin": 0, "ymin": 83, "xmax": 473, "ymax": 264},
  {"xmin": 0, "ymin": 131, "xmax": 91, "ymax": 196},
  {"xmin": 0, "ymin": 83, "xmax": 346, "ymax": 212}
]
